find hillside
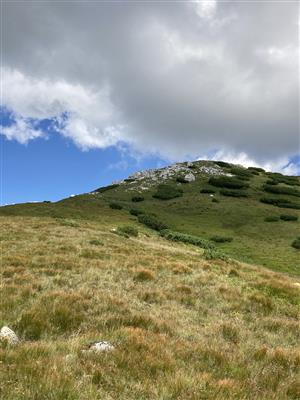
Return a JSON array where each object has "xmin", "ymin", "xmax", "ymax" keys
[
  {"xmin": 0, "ymin": 160, "xmax": 300, "ymax": 399},
  {"xmin": 1, "ymin": 160, "xmax": 299, "ymax": 275}
]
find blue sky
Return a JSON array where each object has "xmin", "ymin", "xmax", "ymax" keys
[{"xmin": 1, "ymin": 2, "xmax": 299, "ymax": 204}]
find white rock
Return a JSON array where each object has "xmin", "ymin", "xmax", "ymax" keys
[
  {"xmin": 184, "ymin": 172, "xmax": 196, "ymax": 182},
  {"xmin": 0, "ymin": 326, "xmax": 19, "ymax": 345},
  {"xmin": 88, "ymin": 341, "xmax": 115, "ymax": 353}
]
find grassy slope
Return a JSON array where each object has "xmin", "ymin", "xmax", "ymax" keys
[
  {"xmin": 0, "ymin": 210, "xmax": 300, "ymax": 400},
  {"xmin": 1, "ymin": 162, "xmax": 299, "ymax": 276}
]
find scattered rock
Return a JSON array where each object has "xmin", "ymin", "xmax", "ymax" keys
[
  {"xmin": 0, "ymin": 326, "xmax": 19, "ymax": 345},
  {"xmin": 184, "ymin": 172, "xmax": 196, "ymax": 182},
  {"xmin": 84, "ymin": 341, "xmax": 115, "ymax": 354}
]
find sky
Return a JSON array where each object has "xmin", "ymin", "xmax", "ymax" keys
[{"xmin": 1, "ymin": 0, "xmax": 299, "ymax": 204}]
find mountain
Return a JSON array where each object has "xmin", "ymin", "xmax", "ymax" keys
[{"xmin": 1, "ymin": 160, "xmax": 299, "ymax": 400}]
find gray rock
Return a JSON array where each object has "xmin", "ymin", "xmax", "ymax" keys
[
  {"xmin": 184, "ymin": 172, "xmax": 196, "ymax": 182},
  {"xmin": 0, "ymin": 326, "xmax": 19, "ymax": 345},
  {"xmin": 88, "ymin": 341, "xmax": 115, "ymax": 353}
]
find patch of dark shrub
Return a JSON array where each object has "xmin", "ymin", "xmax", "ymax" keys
[
  {"xmin": 132, "ymin": 196, "xmax": 144, "ymax": 202},
  {"xmin": 208, "ymin": 176, "xmax": 249, "ymax": 189},
  {"xmin": 291, "ymin": 237, "xmax": 300, "ymax": 249},
  {"xmin": 138, "ymin": 214, "xmax": 168, "ymax": 231},
  {"xmin": 220, "ymin": 189, "xmax": 248, "ymax": 198},
  {"xmin": 248, "ymin": 167, "xmax": 265, "ymax": 173},
  {"xmin": 129, "ymin": 208, "xmax": 144, "ymax": 216},
  {"xmin": 109, "ymin": 202, "xmax": 123, "ymax": 210},
  {"xmin": 176, "ymin": 176, "xmax": 189, "ymax": 184},
  {"xmin": 95, "ymin": 184, "xmax": 119, "ymax": 193},
  {"xmin": 260, "ymin": 197, "xmax": 300, "ymax": 210},
  {"xmin": 210, "ymin": 235, "xmax": 233, "ymax": 243},
  {"xmin": 200, "ymin": 188, "xmax": 216, "ymax": 194},
  {"xmin": 229, "ymin": 167, "xmax": 253, "ymax": 180},
  {"xmin": 265, "ymin": 173, "xmax": 300, "ymax": 186},
  {"xmin": 214, "ymin": 161, "xmax": 231, "ymax": 168},
  {"xmin": 153, "ymin": 184, "xmax": 183, "ymax": 200},
  {"xmin": 280, "ymin": 214, "xmax": 298, "ymax": 221},
  {"xmin": 262, "ymin": 184, "xmax": 300, "ymax": 197},
  {"xmin": 160, "ymin": 229, "xmax": 215, "ymax": 249}
]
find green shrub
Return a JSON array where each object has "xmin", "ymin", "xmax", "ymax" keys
[
  {"xmin": 265, "ymin": 173, "xmax": 300, "ymax": 186},
  {"xmin": 117, "ymin": 225, "xmax": 139, "ymax": 237},
  {"xmin": 134, "ymin": 269, "xmax": 155, "ymax": 281},
  {"xmin": 138, "ymin": 214, "xmax": 168, "ymax": 231},
  {"xmin": 203, "ymin": 248, "xmax": 229, "ymax": 261},
  {"xmin": 212, "ymin": 198, "xmax": 219, "ymax": 203},
  {"xmin": 153, "ymin": 184, "xmax": 183, "ymax": 200},
  {"xmin": 280, "ymin": 214, "xmax": 298, "ymax": 221},
  {"xmin": 220, "ymin": 189, "xmax": 248, "ymax": 198},
  {"xmin": 214, "ymin": 161, "xmax": 231, "ymax": 168},
  {"xmin": 208, "ymin": 177, "xmax": 249, "ymax": 189},
  {"xmin": 89, "ymin": 239, "xmax": 103, "ymax": 245},
  {"xmin": 291, "ymin": 238, "xmax": 300, "ymax": 249},
  {"xmin": 264, "ymin": 216, "xmax": 279, "ymax": 222},
  {"xmin": 266, "ymin": 179, "xmax": 278, "ymax": 185},
  {"xmin": 176, "ymin": 176, "xmax": 189, "ymax": 183},
  {"xmin": 124, "ymin": 178, "xmax": 135, "ymax": 182},
  {"xmin": 263, "ymin": 184, "xmax": 300, "ymax": 197},
  {"xmin": 109, "ymin": 202, "xmax": 123, "ymax": 210},
  {"xmin": 200, "ymin": 188, "xmax": 216, "ymax": 194},
  {"xmin": 132, "ymin": 196, "xmax": 144, "ymax": 202},
  {"xmin": 129, "ymin": 208, "xmax": 144, "ymax": 216},
  {"xmin": 95, "ymin": 184, "xmax": 119, "ymax": 193},
  {"xmin": 260, "ymin": 197, "xmax": 300, "ymax": 210},
  {"xmin": 230, "ymin": 167, "xmax": 253, "ymax": 179},
  {"xmin": 248, "ymin": 167, "xmax": 265, "ymax": 173},
  {"xmin": 160, "ymin": 229, "xmax": 214, "ymax": 249},
  {"xmin": 210, "ymin": 235, "xmax": 233, "ymax": 243}
]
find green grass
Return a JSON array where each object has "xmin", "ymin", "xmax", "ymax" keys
[{"xmin": 0, "ymin": 215, "xmax": 299, "ymax": 399}]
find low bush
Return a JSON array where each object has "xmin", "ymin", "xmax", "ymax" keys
[
  {"xmin": 130, "ymin": 208, "xmax": 144, "ymax": 216},
  {"xmin": 208, "ymin": 177, "xmax": 249, "ymax": 189},
  {"xmin": 109, "ymin": 202, "xmax": 123, "ymax": 210},
  {"xmin": 212, "ymin": 198, "xmax": 219, "ymax": 203},
  {"xmin": 229, "ymin": 167, "xmax": 253, "ymax": 180},
  {"xmin": 210, "ymin": 235, "xmax": 233, "ymax": 243},
  {"xmin": 160, "ymin": 229, "xmax": 214, "ymax": 249},
  {"xmin": 132, "ymin": 196, "xmax": 144, "ymax": 202},
  {"xmin": 176, "ymin": 176, "xmax": 189, "ymax": 184},
  {"xmin": 264, "ymin": 216, "xmax": 279, "ymax": 222},
  {"xmin": 95, "ymin": 184, "xmax": 119, "ymax": 193},
  {"xmin": 117, "ymin": 225, "xmax": 139, "ymax": 237},
  {"xmin": 263, "ymin": 184, "xmax": 300, "ymax": 197},
  {"xmin": 214, "ymin": 161, "xmax": 231, "ymax": 168},
  {"xmin": 280, "ymin": 214, "xmax": 298, "ymax": 221},
  {"xmin": 89, "ymin": 239, "xmax": 103, "ymax": 245},
  {"xmin": 265, "ymin": 173, "xmax": 300, "ymax": 186},
  {"xmin": 153, "ymin": 184, "xmax": 183, "ymax": 200},
  {"xmin": 203, "ymin": 248, "xmax": 229, "ymax": 261},
  {"xmin": 291, "ymin": 237, "xmax": 300, "ymax": 249},
  {"xmin": 260, "ymin": 197, "xmax": 300, "ymax": 210},
  {"xmin": 138, "ymin": 214, "xmax": 168, "ymax": 231},
  {"xmin": 248, "ymin": 166, "xmax": 265, "ymax": 173},
  {"xmin": 200, "ymin": 188, "xmax": 216, "ymax": 194},
  {"xmin": 266, "ymin": 179, "xmax": 278, "ymax": 185},
  {"xmin": 220, "ymin": 189, "xmax": 248, "ymax": 198}
]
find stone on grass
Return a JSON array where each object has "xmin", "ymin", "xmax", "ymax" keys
[
  {"xmin": 184, "ymin": 172, "xmax": 196, "ymax": 182},
  {"xmin": 0, "ymin": 326, "xmax": 19, "ymax": 345},
  {"xmin": 87, "ymin": 341, "xmax": 115, "ymax": 353}
]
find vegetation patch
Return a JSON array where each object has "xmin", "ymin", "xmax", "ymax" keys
[
  {"xmin": 117, "ymin": 225, "xmax": 139, "ymax": 237},
  {"xmin": 248, "ymin": 166, "xmax": 265, "ymax": 173},
  {"xmin": 220, "ymin": 189, "xmax": 248, "ymax": 198},
  {"xmin": 153, "ymin": 184, "xmax": 183, "ymax": 200},
  {"xmin": 129, "ymin": 208, "xmax": 144, "ymax": 216},
  {"xmin": 176, "ymin": 176, "xmax": 189, "ymax": 183},
  {"xmin": 160, "ymin": 229, "xmax": 214, "ymax": 249},
  {"xmin": 132, "ymin": 196, "xmax": 144, "ymax": 202},
  {"xmin": 109, "ymin": 202, "xmax": 123, "ymax": 210},
  {"xmin": 229, "ymin": 167, "xmax": 253, "ymax": 180},
  {"xmin": 263, "ymin": 184, "xmax": 300, "ymax": 197},
  {"xmin": 208, "ymin": 176, "xmax": 249, "ymax": 189},
  {"xmin": 200, "ymin": 188, "xmax": 216, "ymax": 194},
  {"xmin": 291, "ymin": 237, "xmax": 300, "ymax": 249},
  {"xmin": 214, "ymin": 161, "xmax": 231, "ymax": 168},
  {"xmin": 265, "ymin": 173, "xmax": 300, "ymax": 186},
  {"xmin": 137, "ymin": 214, "xmax": 168, "ymax": 231},
  {"xmin": 210, "ymin": 235, "xmax": 233, "ymax": 243},
  {"xmin": 95, "ymin": 184, "xmax": 119, "ymax": 193},
  {"xmin": 134, "ymin": 269, "xmax": 155, "ymax": 281},
  {"xmin": 280, "ymin": 214, "xmax": 298, "ymax": 221},
  {"xmin": 260, "ymin": 197, "xmax": 300, "ymax": 210}
]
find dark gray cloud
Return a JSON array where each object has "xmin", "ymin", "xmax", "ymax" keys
[{"xmin": 1, "ymin": 1, "xmax": 299, "ymax": 170}]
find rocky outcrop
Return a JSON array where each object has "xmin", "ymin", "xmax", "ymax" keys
[{"xmin": 0, "ymin": 326, "xmax": 19, "ymax": 345}]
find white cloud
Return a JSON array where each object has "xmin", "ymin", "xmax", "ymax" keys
[{"xmin": 1, "ymin": 115, "xmax": 44, "ymax": 144}]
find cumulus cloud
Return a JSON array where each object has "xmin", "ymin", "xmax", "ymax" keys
[{"xmin": 1, "ymin": 1, "xmax": 299, "ymax": 170}]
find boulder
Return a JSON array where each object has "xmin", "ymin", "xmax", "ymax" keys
[
  {"xmin": 184, "ymin": 172, "xmax": 196, "ymax": 182},
  {"xmin": 0, "ymin": 326, "xmax": 19, "ymax": 345},
  {"xmin": 87, "ymin": 341, "xmax": 115, "ymax": 353}
]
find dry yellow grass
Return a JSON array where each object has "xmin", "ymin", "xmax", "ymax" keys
[{"xmin": 0, "ymin": 215, "xmax": 299, "ymax": 399}]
